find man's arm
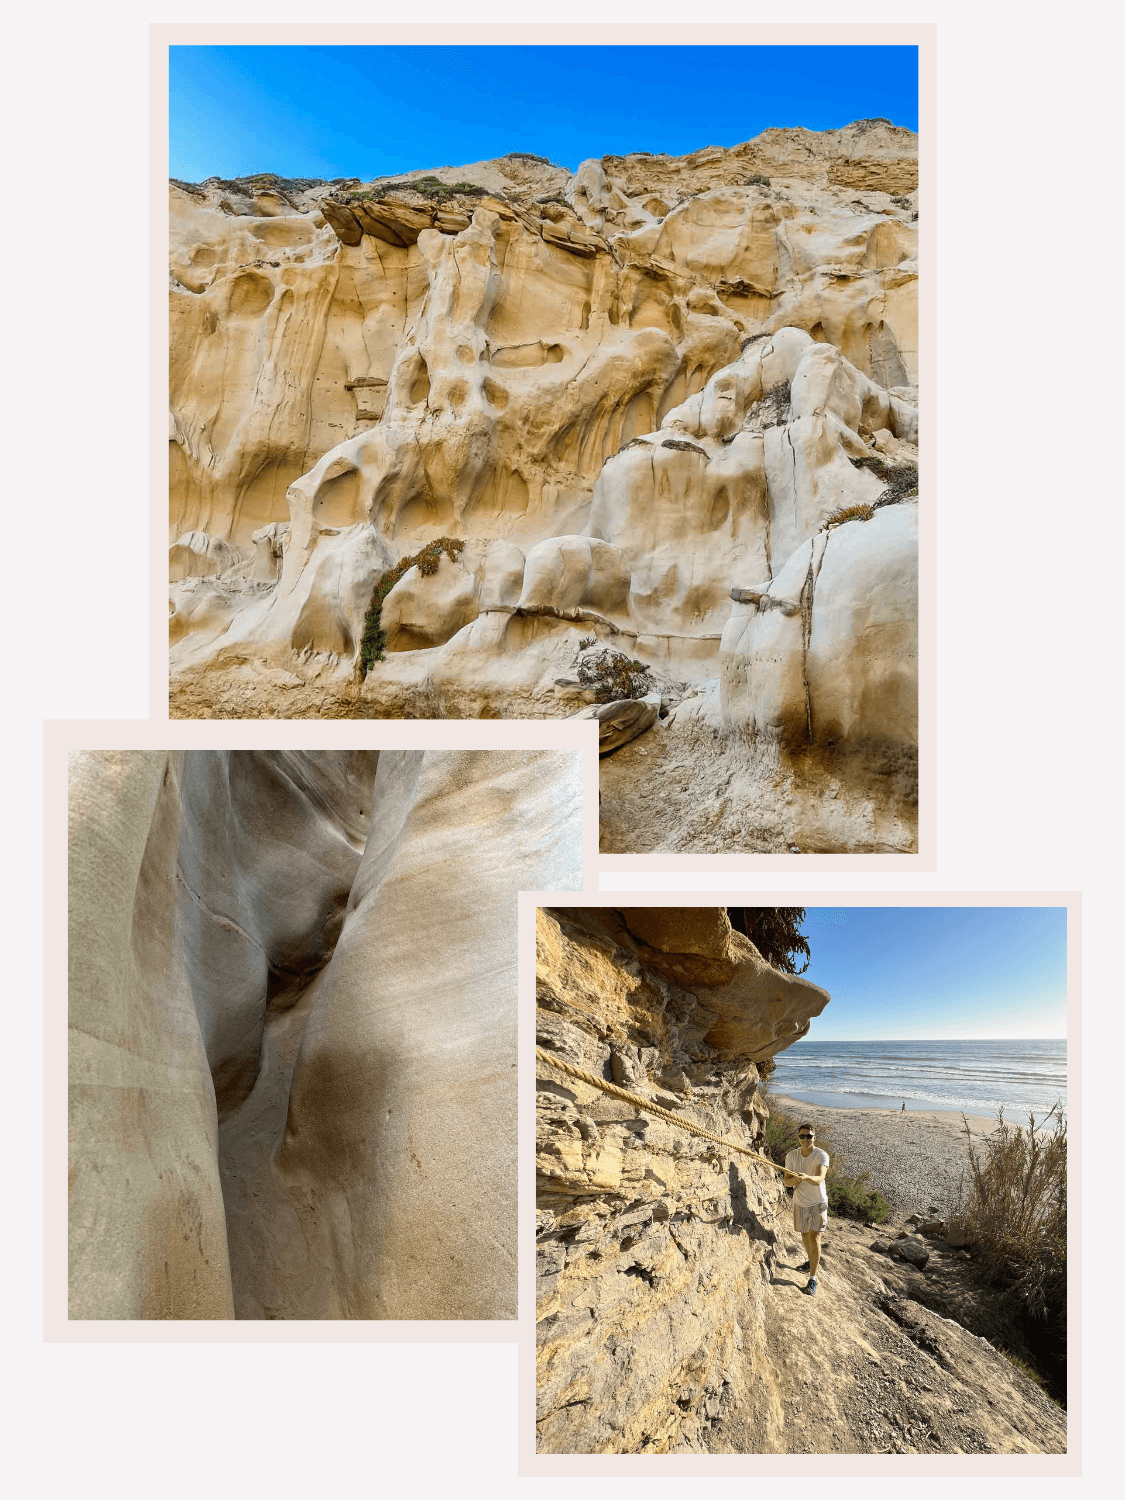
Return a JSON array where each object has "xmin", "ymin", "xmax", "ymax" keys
[{"xmin": 793, "ymin": 1156, "xmax": 829, "ymax": 1186}]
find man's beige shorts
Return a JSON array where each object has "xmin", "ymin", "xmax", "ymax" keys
[{"xmin": 793, "ymin": 1201, "xmax": 828, "ymax": 1233}]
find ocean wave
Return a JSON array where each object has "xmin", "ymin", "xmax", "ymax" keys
[{"xmin": 768, "ymin": 1080, "xmax": 1066, "ymax": 1114}]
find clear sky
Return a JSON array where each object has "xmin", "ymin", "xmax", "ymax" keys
[
  {"xmin": 794, "ymin": 907, "xmax": 1067, "ymax": 1041},
  {"xmin": 168, "ymin": 44, "xmax": 918, "ymax": 183}
]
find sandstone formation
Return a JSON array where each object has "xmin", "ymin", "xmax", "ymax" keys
[
  {"xmin": 68, "ymin": 748, "xmax": 582, "ymax": 1319},
  {"xmin": 169, "ymin": 123, "xmax": 919, "ymax": 852},
  {"xmin": 535, "ymin": 908, "xmax": 1066, "ymax": 1454}
]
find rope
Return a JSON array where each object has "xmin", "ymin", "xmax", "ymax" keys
[{"xmin": 535, "ymin": 1046, "xmax": 788, "ymax": 1175}]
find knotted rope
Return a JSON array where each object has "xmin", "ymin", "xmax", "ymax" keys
[{"xmin": 535, "ymin": 1045, "xmax": 788, "ymax": 1175}]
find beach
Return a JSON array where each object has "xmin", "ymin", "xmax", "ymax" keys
[{"xmin": 766, "ymin": 1092, "xmax": 998, "ymax": 1216}]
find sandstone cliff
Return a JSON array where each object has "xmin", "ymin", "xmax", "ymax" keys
[
  {"xmin": 535, "ymin": 908, "xmax": 1065, "ymax": 1454},
  {"xmin": 169, "ymin": 124, "xmax": 919, "ymax": 853},
  {"xmin": 68, "ymin": 748, "xmax": 582, "ymax": 1319}
]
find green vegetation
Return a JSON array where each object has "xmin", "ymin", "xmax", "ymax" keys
[
  {"xmin": 997, "ymin": 1348, "xmax": 1062, "ymax": 1405},
  {"xmin": 357, "ymin": 537, "xmax": 466, "ymax": 679},
  {"xmin": 728, "ymin": 907, "xmax": 811, "ymax": 974},
  {"xmin": 577, "ymin": 635, "xmax": 597, "ymax": 650},
  {"xmin": 745, "ymin": 173, "xmax": 771, "ymax": 186},
  {"xmin": 826, "ymin": 1167, "xmax": 893, "ymax": 1223},
  {"xmin": 763, "ymin": 1099, "xmax": 892, "ymax": 1224},
  {"xmin": 849, "ymin": 455, "xmax": 889, "ymax": 478},
  {"xmin": 574, "ymin": 644, "xmax": 654, "ymax": 703}
]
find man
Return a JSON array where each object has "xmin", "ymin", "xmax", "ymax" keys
[{"xmin": 784, "ymin": 1123, "xmax": 830, "ymax": 1296}]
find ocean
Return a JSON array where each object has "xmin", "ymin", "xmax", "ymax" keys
[{"xmin": 767, "ymin": 1038, "xmax": 1067, "ymax": 1121}]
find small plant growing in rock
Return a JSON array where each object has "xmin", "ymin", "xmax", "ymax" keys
[
  {"xmin": 574, "ymin": 646, "xmax": 654, "ymax": 704},
  {"xmin": 358, "ymin": 536, "xmax": 466, "ymax": 679},
  {"xmin": 874, "ymin": 463, "xmax": 919, "ymax": 508},
  {"xmin": 850, "ymin": 455, "xmax": 889, "ymax": 477},
  {"xmin": 577, "ymin": 635, "xmax": 597, "ymax": 650},
  {"xmin": 745, "ymin": 173, "xmax": 771, "ymax": 186},
  {"xmin": 822, "ymin": 503, "xmax": 875, "ymax": 529},
  {"xmin": 745, "ymin": 381, "xmax": 791, "ymax": 431}
]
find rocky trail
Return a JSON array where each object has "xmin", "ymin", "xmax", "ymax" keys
[{"xmin": 707, "ymin": 1216, "xmax": 1064, "ymax": 1455}]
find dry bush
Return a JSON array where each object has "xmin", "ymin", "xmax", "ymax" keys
[
  {"xmin": 949, "ymin": 1104, "xmax": 1067, "ymax": 1322},
  {"xmin": 574, "ymin": 644, "xmax": 653, "ymax": 704}
]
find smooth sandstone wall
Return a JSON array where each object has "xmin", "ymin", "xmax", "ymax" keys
[
  {"xmin": 69, "ymin": 749, "xmax": 583, "ymax": 1319},
  {"xmin": 68, "ymin": 751, "xmax": 235, "ymax": 1319}
]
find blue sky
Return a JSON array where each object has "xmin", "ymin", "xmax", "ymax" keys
[
  {"xmin": 168, "ymin": 45, "xmax": 918, "ymax": 182},
  {"xmin": 793, "ymin": 908, "xmax": 1067, "ymax": 1040}
]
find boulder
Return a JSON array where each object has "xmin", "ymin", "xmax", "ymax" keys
[{"xmin": 892, "ymin": 1238, "xmax": 930, "ymax": 1269}]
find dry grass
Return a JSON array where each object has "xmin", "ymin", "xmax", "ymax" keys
[
  {"xmin": 949, "ymin": 1105, "xmax": 1067, "ymax": 1322},
  {"xmin": 822, "ymin": 503, "xmax": 874, "ymax": 529}
]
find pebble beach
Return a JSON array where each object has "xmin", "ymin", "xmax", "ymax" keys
[{"xmin": 766, "ymin": 1092, "xmax": 998, "ymax": 1216}]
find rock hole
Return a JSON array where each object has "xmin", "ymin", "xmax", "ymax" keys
[{"xmin": 409, "ymin": 358, "xmax": 431, "ymax": 405}]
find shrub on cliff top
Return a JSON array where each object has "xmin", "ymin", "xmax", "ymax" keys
[{"xmin": 728, "ymin": 907, "xmax": 811, "ymax": 974}]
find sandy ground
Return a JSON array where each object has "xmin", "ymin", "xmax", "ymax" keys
[{"xmin": 766, "ymin": 1093, "xmax": 998, "ymax": 1215}]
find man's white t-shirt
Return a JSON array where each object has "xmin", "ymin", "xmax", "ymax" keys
[{"xmin": 785, "ymin": 1146, "xmax": 830, "ymax": 1206}]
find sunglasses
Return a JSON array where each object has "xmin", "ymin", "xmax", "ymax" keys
[{"xmin": 798, "ymin": 1133, "xmax": 814, "ymax": 1139}]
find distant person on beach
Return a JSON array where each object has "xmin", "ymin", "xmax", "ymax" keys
[
  {"xmin": 784, "ymin": 1124, "xmax": 830, "ymax": 1297},
  {"xmin": 902, "ymin": 1101, "xmax": 906, "ymax": 1112}
]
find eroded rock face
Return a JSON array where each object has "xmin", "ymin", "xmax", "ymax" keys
[
  {"xmin": 169, "ymin": 127, "xmax": 919, "ymax": 852},
  {"xmin": 69, "ymin": 749, "xmax": 583, "ymax": 1319},
  {"xmin": 535, "ymin": 908, "xmax": 1065, "ymax": 1455}
]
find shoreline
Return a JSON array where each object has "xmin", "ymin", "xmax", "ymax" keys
[
  {"xmin": 768, "ymin": 1091, "xmax": 998, "ymax": 1138},
  {"xmin": 765, "ymin": 1091, "xmax": 998, "ymax": 1216}
]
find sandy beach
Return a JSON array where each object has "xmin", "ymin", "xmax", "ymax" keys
[{"xmin": 766, "ymin": 1092, "xmax": 998, "ymax": 1216}]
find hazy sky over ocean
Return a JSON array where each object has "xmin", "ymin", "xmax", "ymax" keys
[
  {"xmin": 169, "ymin": 44, "xmax": 919, "ymax": 181},
  {"xmin": 795, "ymin": 908, "xmax": 1067, "ymax": 1040}
]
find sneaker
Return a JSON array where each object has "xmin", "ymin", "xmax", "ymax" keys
[
  {"xmin": 805, "ymin": 1277, "xmax": 818, "ymax": 1295},
  {"xmin": 797, "ymin": 1260, "xmax": 811, "ymax": 1272}
]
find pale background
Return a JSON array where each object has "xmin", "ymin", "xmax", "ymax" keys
[{"xmin": 8, "ymin": 3, "xmax": 1113, "ymax": 1495}]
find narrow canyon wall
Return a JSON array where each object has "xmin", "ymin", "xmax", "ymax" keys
[
  {"xmin": 168, "ymin": 125, "xmax": 918, "ymax": 853},
  {"xmin": 535, "ymin": 909, "xmax": 1066, "ymax": 1455},
  {"xmin": 69, "ymin": 748, "xmax": 582, "ymax": 1319}
]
